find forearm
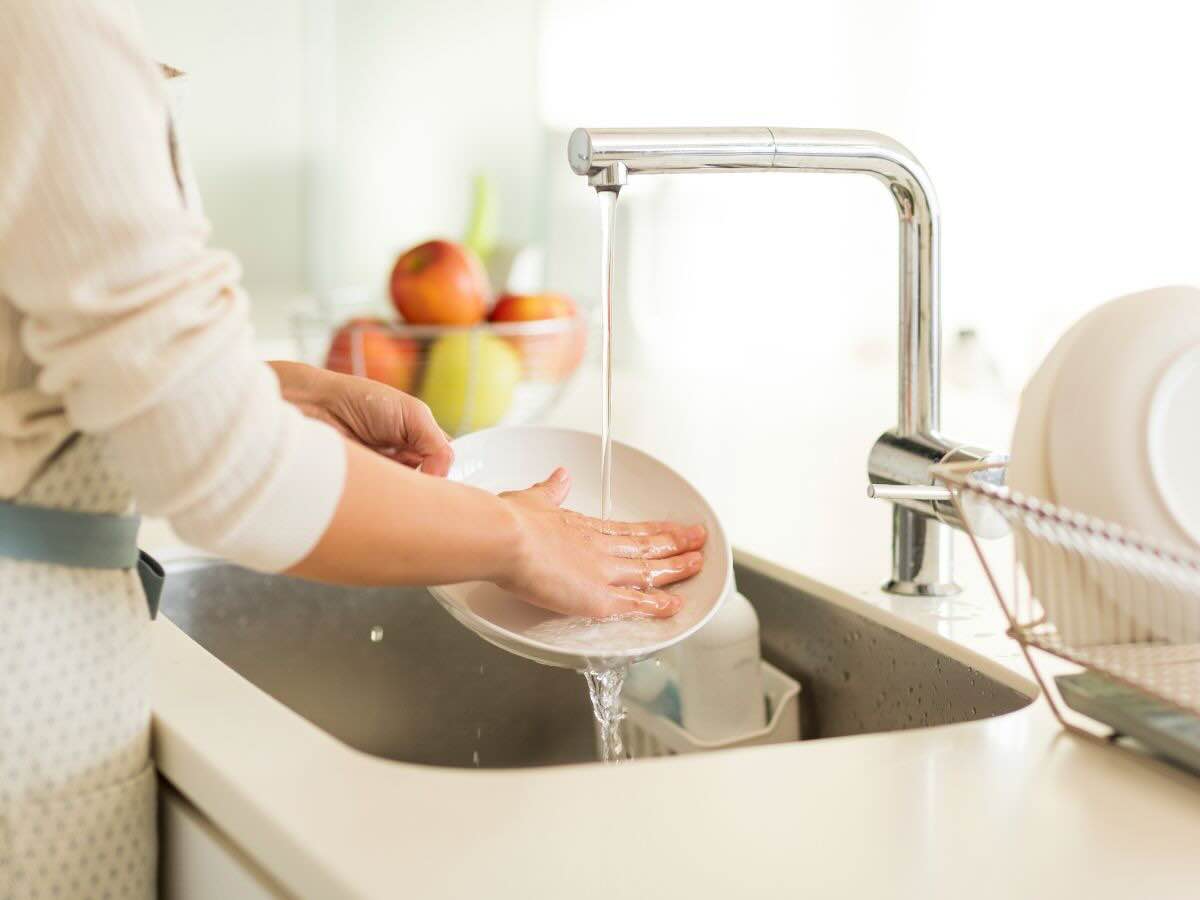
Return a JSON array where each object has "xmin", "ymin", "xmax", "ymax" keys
[{"xmin": 286, "ymin": 437, "xmax": 520, "ymax": 587}]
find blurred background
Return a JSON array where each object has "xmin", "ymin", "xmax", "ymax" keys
[{"xmin": 137, "ymin": 0, "xmax": 1200, "ymax": 397}]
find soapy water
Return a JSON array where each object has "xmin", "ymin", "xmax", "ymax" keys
[{"xmin": 526, "ymin": 610, "xmax": 680, "ymax": 654}]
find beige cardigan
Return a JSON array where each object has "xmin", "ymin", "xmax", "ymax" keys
[{"xmin": 0, "ymin": 0, "xmax": 344, "ymax": 571}]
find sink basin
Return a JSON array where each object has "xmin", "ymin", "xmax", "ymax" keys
[{"xmin": 160, "ymin": 556, "xmax": 1032, "ymax": 768}]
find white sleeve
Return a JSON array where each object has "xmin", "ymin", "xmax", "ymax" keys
[{"xmin": 0, "ymin": 0, "xmax": 345, "ymax": 571}]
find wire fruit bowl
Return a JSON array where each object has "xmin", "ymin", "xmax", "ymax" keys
[
  {"xmin": 934, "ymin": 460, "xmax": 1200, "ymax": 744},
  {"xmin": 296, "ymin": 313, "xmax": 588, "ymax": 437}
]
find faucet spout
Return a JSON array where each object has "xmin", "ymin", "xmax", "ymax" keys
[
  {"xmin": 570, "ymin": 127, "xmax": 940, "ymax": 436},
  {"xmin": 569, "ymin": 126, "xmax": 996, "ymax": 596}
]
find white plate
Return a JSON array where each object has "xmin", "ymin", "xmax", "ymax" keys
[
  {"xmin": 1049, "ymin": 286, "xmax": 1200, "ymax": 555},
  {"xmin": 1008, "ymin": 302, "xmax": 1149, "ymax": 644},
  {"xmin": 430, "ymin": 426, "xmax": 733, "ymax": 669},
  {"xmin": 1047, "ymin": 286, "xmax": 1200, "ymax": 642}
]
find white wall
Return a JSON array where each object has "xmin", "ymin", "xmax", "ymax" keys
[
  {"xmin": 538, "ymin": 0, "xmax": 1200, "ymax": 385},
  {"xmin": 326, "ymin": 0, "xmax": 542, "ymax": 303},
  {"xmin": 136, "ymin": 0, "xmax": 542, "ymax": 337},
  {"xmin": 136, "ymin": 0, "xmax": 1200, "ymax": 378},
  {"xmin": 136, "ymin": 0, "xmax": 311, "ymax": 335}
]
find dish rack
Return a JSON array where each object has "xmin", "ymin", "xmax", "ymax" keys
[
  {"xmin": 623, "ymin": 662, "xmax": 801, "ymax": 757},
  {"xmin": 933, "ymin": 460, "xmax": 1200, "ymax": 751}
]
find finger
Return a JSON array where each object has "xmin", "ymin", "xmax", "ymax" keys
[
  {"xmin": 590, "ymin": 587, "xmax": 683, "ymax": 619},
  {"xmin": 608, "ymin": 551, "xmax": 703, "ymax": 589},
  {"xmin": 402, "ymin": 399, "xmax": 454, "ymax": 477},
  {"xmin": 603, "ymin": 526, "xmax": 708, "ymax": 559},
  {"xmin": 575, "ymin": 516, "xmax": 709, "ymax": 542},
  {"xmin": 386, "ymin": 448, "xmax": 425, "ymax": 468},
  {"xmin": 420, "ymin": 448, "xmax": 453, "ymax": 477},
  {"xmin": 503, "ymin": 468, "xmax": 571, "ymax": 507}
]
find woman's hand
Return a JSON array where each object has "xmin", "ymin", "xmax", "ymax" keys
[
  {"xmin": 270, "ymin": 361, "xmax": 453, "ymax": 476},
  {"xmin": 497, "ymin": 468, "xmax": 707, "ymax": 619}
]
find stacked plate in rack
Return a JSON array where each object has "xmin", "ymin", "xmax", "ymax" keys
[{"xmin": 1007, "ymin": 285, "xmax": 1200, "ymax": 644}]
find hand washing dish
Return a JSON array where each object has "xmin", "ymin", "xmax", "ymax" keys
[{"xmin": 430, "ymin": 426, "xmax": 733, "ymax": 669}]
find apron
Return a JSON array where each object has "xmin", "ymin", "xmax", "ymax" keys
[
  {"xmin": 0, "ymin": 64, "xmax": 193, "ymax": 899},
  {"xmin": 0, "ymin": 435, "xmax": 157, "ymax": 898}
]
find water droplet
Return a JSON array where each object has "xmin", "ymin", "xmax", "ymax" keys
[
  {"xmin": 369, "ymin": 625, "xmax": 384, "ymax": 642},
  {"xmin": 472, "ymin": 750, "xmax": 480, "ymax": 767}
]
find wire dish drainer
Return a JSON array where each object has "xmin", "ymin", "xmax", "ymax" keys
[{"xmin": 932, "ymin": 460, "xmax": 1200, "ymax": 742}]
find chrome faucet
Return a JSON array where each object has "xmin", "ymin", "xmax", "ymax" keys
[{"xmin": 568, "ymin": 126, "xmax": 999, "ymax": 597}]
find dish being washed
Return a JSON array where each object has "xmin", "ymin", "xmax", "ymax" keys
[{"xmin": 429, "ymin": 426, "xmax": 733, "ymax": 669}]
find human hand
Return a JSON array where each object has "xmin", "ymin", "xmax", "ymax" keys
[
  {"xmin": 270, "ymin": 361, "xmax": 454, "ymax": 476},
  {"xmin": 497, "ymin": 468, "xmax": 707, "ymax": 618}
]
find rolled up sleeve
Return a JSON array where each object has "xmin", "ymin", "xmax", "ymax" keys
[{"xmin": 0, "ymin": 0, "xmax": 344, "ymax": 570}]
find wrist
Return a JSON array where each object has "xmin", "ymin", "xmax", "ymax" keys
[{"xmin": 490, "ymin": 494, "xmax": 531, "ymax": 591}]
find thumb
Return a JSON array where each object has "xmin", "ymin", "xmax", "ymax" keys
[{"xmin": 523, "ymin": 467, "xmax": 571, "ymax": 507}]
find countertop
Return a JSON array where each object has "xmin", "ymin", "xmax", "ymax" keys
[{"xmin": 149, "ymin": 354, "xmax": 1200, "ymax": 898}]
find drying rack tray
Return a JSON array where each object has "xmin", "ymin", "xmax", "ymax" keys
[{"xmin": 932, "ymin": 459, "xmax": 1200, "ymax": 743}]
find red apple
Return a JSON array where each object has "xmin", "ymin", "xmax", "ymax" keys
[
  {"xmin": 389, "ymin": 239, "xmax": 490, "ymax": 325},
  {"xmin": 489, "ymin": 293, "xmax": 585, "ymax": 380},
  {"xmin": 325, "ymin": 318, "xmax": 420, "ymax": 392}
]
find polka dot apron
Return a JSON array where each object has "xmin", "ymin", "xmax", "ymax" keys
[
  {"xmin": 0, "ymin": 66, "xmax": 203, "ymax": 899},
  {"xmin": 0, "ymin": 435, "xmax": 156, "ymax": 898}
]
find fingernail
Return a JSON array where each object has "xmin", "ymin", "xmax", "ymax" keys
[
  {"xmin": 656, "ymin": 594, "xmax": 682, "ymax": 616},
  {"xmin": 687, "ymin": 525, "xmax": 707, "ymax": 541},
  {"xmin": 633, "ymin": 592, "xmax": 666, "ymax": 612}
]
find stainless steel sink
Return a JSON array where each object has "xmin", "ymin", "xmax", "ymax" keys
[{"xmin": 161, "ymin": 558, "xmax": 1031, "ymax": 768}]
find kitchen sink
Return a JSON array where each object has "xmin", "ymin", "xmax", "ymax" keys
[{"xmin": 160, "ymin": 557, "xmax": 1031, "ymax": 769}]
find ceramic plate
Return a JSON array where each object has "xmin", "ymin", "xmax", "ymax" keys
[{"xmin": 429, "ymin": 426, "xmax": 732, "ymax": 669}]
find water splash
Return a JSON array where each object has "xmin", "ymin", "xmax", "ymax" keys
[{"xmin": 583, "ymin": 665, "xmax": 629, "ymax": 763}]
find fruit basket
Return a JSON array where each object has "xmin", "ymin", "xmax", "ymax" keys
[{"xmin": 295, "ymin": 312, "xmax": 588, "ymax": 436}]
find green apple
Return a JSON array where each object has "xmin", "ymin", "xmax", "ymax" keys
[{"xmin": 420, "ymin": 332, "xmax": 521, "ymax": 434}]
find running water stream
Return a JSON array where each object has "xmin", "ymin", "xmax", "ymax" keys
[
  {"xmin": 583, "ymin": 666, "xmax": 627, "ymax": 763},
  {"xmin": 596, "ymin": 187, "xmax": 619, "ymax": 522},
  {"xmin": 581, "ymin": 186, "xmax": 627, "ymax": 763}
]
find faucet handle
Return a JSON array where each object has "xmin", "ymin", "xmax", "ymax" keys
[
  {"xmin": 866, "ymin": 483, "xmax": 953, "ymax": 502},
  {"xmin": 867, "ymin": 468, "xmax": 1009, "ymax": 541}
]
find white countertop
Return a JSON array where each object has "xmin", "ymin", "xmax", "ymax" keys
[{"xmin": 150, "ymin": 356, "xmax": 1200, "ymax": 899}]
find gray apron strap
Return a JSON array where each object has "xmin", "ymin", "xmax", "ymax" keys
[{"xmin": 0, "ymin": 501, "xmax": 163, "ymax": 618}]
